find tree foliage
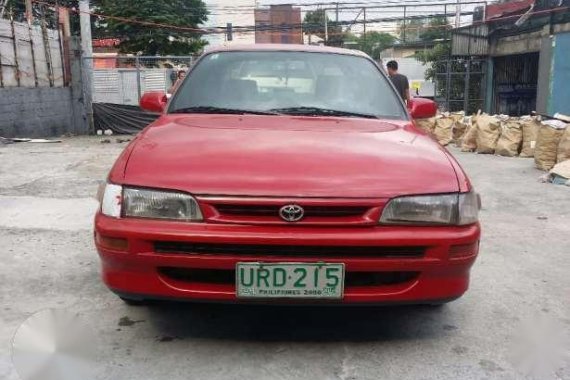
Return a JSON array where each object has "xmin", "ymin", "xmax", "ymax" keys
[
  {"xmin": 2, "ymin": 0, "xmax": 208, "ymax": 54},
  {"xmin": 398, "ymin": 18, "xmax": 425, "ymax": 42},
  {"xmin": 2, "ymin": 0, "xmax": 87, "ymax": 29},
  {"xmin": 419, "ymin": 16, "xmax": 450, "ymax": 42},
  {"xmin": 398, "ymin": 16, "xmax": 450, "ymax": 43},
  {"xmin": 303, "ymin": 9, "xmax": 344, "ymax": 47},
  {"xmin": 415, "ymin": 42, "xmax": 450, "ymax": 80},
  {"xmin": 345, "ymin": 31, "xmax": 396, "ymax": 61},
  {"xmin": 96, "ymin": 0, "xmax": 208, "ymax": 55}
]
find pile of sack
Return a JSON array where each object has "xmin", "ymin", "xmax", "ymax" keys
[{"xmin": 414, "ymin": 112, "xmax": 570, "ymax": 174}]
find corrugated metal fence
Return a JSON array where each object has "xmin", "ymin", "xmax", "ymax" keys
[
  {"xmin": 0, "ymin": 17, "xmax": 64, "ymax": 88},
  {"xmin": 85, "ymin": 56, "xmax": 195, "ymax": 106},
  {"xmin": 83, "ymin": 56, "xmax": 196, "ymax": 134},
  {"xmin": 451, "ymin": 24, "xmax": 489, "ymax": 57}
]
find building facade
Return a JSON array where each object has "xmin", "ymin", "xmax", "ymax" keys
[
  {"xmin": 255, "ymin": 5, "xmax": 303, "ymax": 45},
  {"xmin": 451, "ymin": 0, "xmax": 570, "ymax": 116}
]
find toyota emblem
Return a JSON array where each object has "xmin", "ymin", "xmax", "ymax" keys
[{"xmin": 279, "ymin": 204, "xmax": 305, "ymax": 222}]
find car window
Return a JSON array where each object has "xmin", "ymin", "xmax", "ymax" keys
[{"xmin": 169, "ymin": 51, "xmax": 407, "ymax": 120}]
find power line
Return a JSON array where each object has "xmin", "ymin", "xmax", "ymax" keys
[{"xmin": 27, "ymin": 0, "xmax": 569, "ymax": 37}]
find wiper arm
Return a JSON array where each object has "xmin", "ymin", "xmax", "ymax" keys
[
  {"xmin": 270, "ymin": 107, "xmax": 378, "ymax": 119},
  {"xmin": 170, "ymin": 106, "xmax": 280, "ymax": 116}
]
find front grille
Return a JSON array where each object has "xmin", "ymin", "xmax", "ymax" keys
[
  {"xmin": 214, "ymin": 204, "xmax": 369, "ymax": 218},
  {"xmin": 154, "ymin": 241, "xmax": 426, "ymax": 258},
  {"xmin": 159, "ymin": 267, "xmax": 419, "ymax": 287}
]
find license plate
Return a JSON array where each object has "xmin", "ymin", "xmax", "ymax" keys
[{"xmin": 236, "ymin": 263, "xmax": 345, "ymax": 299}]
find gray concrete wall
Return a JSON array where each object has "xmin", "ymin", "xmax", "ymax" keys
[
  {"xmin": 0, "ymin": 87, "xmax": 74, "ymax": 137},
  {"xmin": 0, "ymin": 38, "xmax": 87, "ymax": 138},
  {"xmin": 536, "ymin": 36, "xmax": 553, "ymax": 115},
  {"xmin": 489, "ymin": 27, "xmax": 545, "ymax": 56},
  {"xmin": 490, "ymin": 22, "xmax": 570, "ymax": 57}
]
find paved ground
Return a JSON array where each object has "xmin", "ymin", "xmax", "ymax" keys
[{"xmin": 1, "ymin": 137, "xmax": 569, "ymax": 380}]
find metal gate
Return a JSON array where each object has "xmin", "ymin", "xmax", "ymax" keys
[{"xmin": 433, "ymin": 58, "xmax": 486, "ymax": 115}]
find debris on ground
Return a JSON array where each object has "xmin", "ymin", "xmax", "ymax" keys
[
  {"xmin": 0, "ymin": 137, "xmax": 62, "ymax": 144},
  {"xmin": 433, "ymin": 113, "xmax": 456, "ymax": 146},
  {"xmin": 461, "ymin": 119, "xmax": 479, "ymax": 152},
  {"xmin": 414, "ymin": 111, "xmax": 569, "ymax": 174},
  {"xmin": 519, "ymin": 116, "xmax": 541, "ymax": 158},
  {"xmin": 496, "ymin": 118, "xmax": 523, "ymax": 157},
  {"xmin": 476, "ymin": 114, "xmax": 503, "ymax": 154},
  {"xmin": 116, "ymin": 138, "xmax": 131, "ymax": 144},
  {"xmin": 547, "ymin": 160, "xmax": 570, "ymax": 186},
  {"xmin": 535, "ymin": 120, "xmax": 567, "ymax": 171},
  {"xmin": 556, "ymin": 127, "xmax": 570, "ymax": 163},
  {"xmin": 100, "ymin": 139, "xmax": 112, "ymax": 144},
  {"xmin": 0, "ymin": 137, "xmax": 14, "ymax": 145},
  {"xmin": 553, "ymin": 113, "xmax": 570, "ymax": 123},
  {"xmin": 452, "ymin": 114, "xmax": 470, "ymax": 147},
  {"xmin": 414, "ymin": 117, "xmax": 436, "ymax": 135},
  {"xmin": 117, "ymin": 316, "xmax": 145, "ymax": 327}
]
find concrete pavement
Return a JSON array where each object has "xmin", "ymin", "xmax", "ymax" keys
[{"xmin": 1, "ymin": 137, "xmax": 569, "ymax": 380}]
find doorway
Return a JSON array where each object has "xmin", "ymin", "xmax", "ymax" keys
[{"xmin": 493, "ymin": 52, "xmax": 539, "ymax": 116}]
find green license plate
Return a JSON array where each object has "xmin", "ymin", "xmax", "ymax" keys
[{"xmin": 236, "ymin": 263, "xmax": 345, "ymax": 299}]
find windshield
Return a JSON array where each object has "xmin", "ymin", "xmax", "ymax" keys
[{"xmin": 169, "ymin": 51, "xmax": 407, "ymax": 120}]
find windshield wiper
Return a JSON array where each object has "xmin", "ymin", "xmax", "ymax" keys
[
  {"xmin": 269, "ymin": 107, "xmax": 378, "ymax": 119},
  {"xmin": 170, "ymin": 106, "xmax": 280, "ymax": 116}
]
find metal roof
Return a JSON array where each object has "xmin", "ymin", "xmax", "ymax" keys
[{"xmin": 485, "ymin": 0, "xmax": 534, "ymax": 20}]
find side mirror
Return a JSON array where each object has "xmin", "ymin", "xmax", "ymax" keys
[
  {"xmin": 408, "ymin": 98, "xmax": 438, "ymax": 119},
  {"xmin": 140, "ymin": 91, "xmax": 167, "ymax": 113}
]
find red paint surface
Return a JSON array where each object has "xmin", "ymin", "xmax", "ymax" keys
[
  {"xmin": 139, "ymin": 92, "xmax": 167, "ymax": 114},
  {"xmin": 116, "ymin": 115, "xmax": 459, "ymax": 198},
  {"xmin": 95, "ymin": 215, "xmax": 480, "ymax": 303},
  {"xmin": 408, "ymin": 97, "xmax": 438, "ymax": 119},
  {"xmin": 97, "ymin": 112, "xmax": 480, "ymax": 304},
  {"xmin": 96, "ymin": 45, "xmax": 480, "ymax": 304}
]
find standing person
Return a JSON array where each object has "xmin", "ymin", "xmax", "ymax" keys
[
  {"xmin": 168, "ymin": 70, "xmax": 187, "ymax": 95},
  {"xmin": 386, "ymin": 60, "xmax": 411, "ymax": 104}
]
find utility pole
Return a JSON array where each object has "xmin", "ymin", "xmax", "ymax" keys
[
  {"xmin": 335, "ymin": 2, "xmax": 339, "ymax": 24},
  {"xmin": 79, "ymin": 0, "xmax": 94, "ymax": 133},
  {"xmin": 403, "ymin": 6, "xmax": 406, "ymax": 43},
  {"xmin": 455, "ymin": 0, "xmax": 461, "ymax": 28},
  {"xmin": 25, "ymin": 0, "xmax": 33, "ymax": 25},
  {"xmin": 363, "ymin": 7, "xmax": 367, "ymax": 41},
  {"xmin": 444, "ymin": 4, "xmax": 448, "ymax": 43},
  {"xmin": 226, "ymin": 23, "xmax": 233, "ymax": 42},
  {"xmin": 324, "ymin": 9, "xmax": 328, "ymax": 45}
]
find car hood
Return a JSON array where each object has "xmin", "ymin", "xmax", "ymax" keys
[{"xmin": 121, "ymin": 115, "xmax": 459, "ymax": 198}]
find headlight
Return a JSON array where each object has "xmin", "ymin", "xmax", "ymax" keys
[
  {"xmin": 101, "ymin": 183, "xmax": 122, "ymax": 218},
  {"xmin": 457, "ymin": 191, "xmax": 480, "ymax": 225},
  {"xmin": 100, "ymin": 184, "xmax": 203, "ymax": 221},
  {"xmin": 380, "ymin": 192, "xmax": 480, "ymax": 226},
  {"xmin": 123, "ymin": 187, "xmax": 203, "ymax": 221}
]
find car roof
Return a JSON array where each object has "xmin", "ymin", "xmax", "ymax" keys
[{"xmin": 203, "ymin": 44, "xmax": 371, "ymax": 59}]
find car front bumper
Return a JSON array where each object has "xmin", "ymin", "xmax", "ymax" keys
[{"xmin": 94, "ymin": 213, "xmax": 480, "ymax": 304}]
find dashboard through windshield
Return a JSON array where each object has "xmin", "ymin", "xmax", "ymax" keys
[{"xmin": 169, "ymin": 51, "xmax": 408, "ymax": 120}]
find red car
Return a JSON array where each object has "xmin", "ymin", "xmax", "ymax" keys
[{"xmin": 95, "ymin": 45, "xmax": 480, "ymax": 305}]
